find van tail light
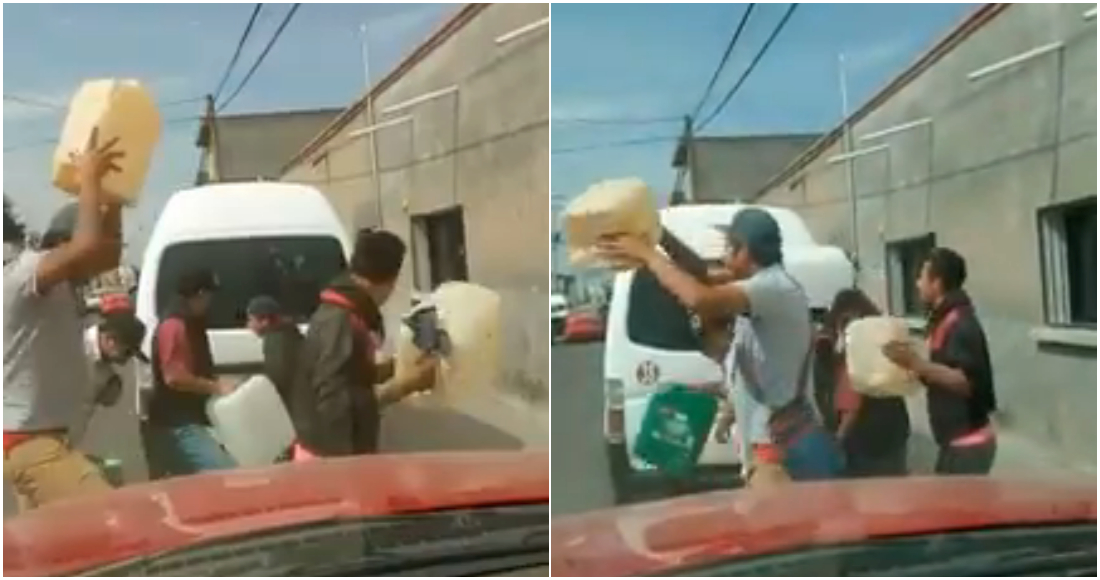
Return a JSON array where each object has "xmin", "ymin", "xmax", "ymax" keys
[{"xmin": 605, "ymin": 378, "xmax": 626, "ymax": 443}]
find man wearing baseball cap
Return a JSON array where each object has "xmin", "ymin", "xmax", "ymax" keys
[
  {"xmin": 599, "ymin": 207, "xmax": 842, "ymax": 487},
  {"xmin": 72, "ymin": 294, "xmax": 148, "ymax": 446},
  {"xmin": 3, "ymin": 129, "xmax": 126, "ymax": 510}
]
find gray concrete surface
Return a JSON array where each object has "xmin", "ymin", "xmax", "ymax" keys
[
  {"xmin": 5, "ymin": 370, "xmax": 548, "ymax": 520},
  {"xmin": 756, "ymin": 3, "xmax": 1097, "ymax": 469},
  {"xmin": 689, "ymin": 134, "xmax": 823, "ymax": 203},
  {"xmin": 551, "ymin": 343, "xmax": 614, "ymax": 517}
]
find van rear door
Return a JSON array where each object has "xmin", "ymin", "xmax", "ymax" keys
[{"xmin": 605, "ymin": 243, "xmax": 738, "ymax": 471}]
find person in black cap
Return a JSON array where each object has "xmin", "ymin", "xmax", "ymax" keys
[
  {"xmin": 140, "ymin": 267, "xmax": 237, "ymax": 479},
  {"xmin": 3, "ymin": 130, "xmax": 125, "ymax": 510},
  {"xmin": 599, "ymin": 207, "xmax": 842, "ymax": 487},
  {"xmin": 246, "ymin": 295, "xmax": 303, "ymax": 412}
]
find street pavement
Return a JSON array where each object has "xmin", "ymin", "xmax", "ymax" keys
[
  {"xmin": 5, "ymin": 370, "xmax": 548, "ymax": 519},
  {"xmin": 551, "ymin": 342, "xmax": 615, "ymax": 517}
]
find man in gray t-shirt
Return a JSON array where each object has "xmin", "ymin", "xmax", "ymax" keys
[
  {"xmin": 3, "ymin": 129, "xmax": 126, "ymax": 511},
  {"xmin": 726, "ymin": 264, "xmax": 813, "ymax": 470},
  {"xmin": 599, "ymin": 207, "xmax": 836, "ymax": 487}
]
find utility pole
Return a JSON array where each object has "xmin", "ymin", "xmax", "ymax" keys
[
  {"xmin": 670, "ymin": 115, "xmax": 693, "ymax": 206},
  {"xmin": 203, "ymin": 94, "xmax": 217, "ymax": 183},
  {"xmin": 838, "ymin": 53, "xmax": 859, "ymax": 261},
  {"xmin": 360, "ymin": 23, "xmax": 383, "ymax": 228}
]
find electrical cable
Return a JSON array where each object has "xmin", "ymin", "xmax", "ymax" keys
[
  {"xmin": 4, "ymin": 116, "xmax": 202, "ymax": 152},
  {"xmin": 552, "ymin": 116, "xmax": 680, "ymax": 126},
  {"xmin": 696, "ymin": 3, "xmax": 800, "ymax": 132},
  {"xmin": 690, "ymin": 4, "xmax": 756, "ymax": 120},
  {"xmin": 211, "ymin": 4, "xmax": 264, "ymax": 103},
  {"xmin": 217, "ymin": 3, "xmax": 301, "ymax": 112},
  {"xmin": 551, "ymin": 134, "xmax": 678, "ymax": 156}
]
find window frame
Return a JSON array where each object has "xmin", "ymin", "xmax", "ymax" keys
[
  {"xmin": 154, "ymin": 235, "xmax": 347, "ymax": 329},
  {"xmin": 1037, "ymin": 196, "xmax": 1097, "ymax": 329},
  {"xmin": 884, "ymin": 233, "xmax": 936, "ymax": 319}
]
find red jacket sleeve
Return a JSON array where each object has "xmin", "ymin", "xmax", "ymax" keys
[{"xmin": 157, "ymin": 319, "xmax": 193, "ymax": 385}]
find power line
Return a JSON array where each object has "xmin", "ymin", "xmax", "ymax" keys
[
  {"xmin": 551, "ymin": 135, "xmax": 678, "ymax": 156},
  {"xmin": 5, "ymin": 93, "xmax": 207, "ymax": 112},
  {"xmin": 3, "ymin": 94, "xmax": 64, "ymax": 110},
  {"xmin": 696, "ymin": 3, "xmax": 800, "ymax": 132},
  {"xmin": 691, "ymin": 3, "xmax": 756, "ymax": 120},
  {"xmin": 3, "ymin": 115, "xmax": 202, "ymax": 152},
  {"xmin": 217, "ymin": 3, "xmax": 301, "ymax": 112},
  {"xmin": 211, "ymin": 4, "xmax": 264, "ymax": 103},
  {"xmin": 552, "ymin": 116, "xmax": 681, "ymax": 126}
]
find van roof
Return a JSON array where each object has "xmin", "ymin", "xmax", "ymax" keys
[
  {"xmin": 659, "ymin": 203, "xmax": 816, "ymax": 260},
  {"xmin": 152, "ymin": 182, "xmax": 345, "ymax": 242}
]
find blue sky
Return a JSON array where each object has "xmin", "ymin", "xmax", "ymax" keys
[
  {"xmin": 551, "ymin": 3, "xmax": 976, "ymax": 225},
  {"xmin": 4, "ymin": 3, "xmax": 452, "ymax": 261}
]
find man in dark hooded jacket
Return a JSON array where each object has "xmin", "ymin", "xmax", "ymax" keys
[
  {"xmin": 290, "ymin": 229, "xmax": 438, "ymax": 459},
  {"xmin": 883, "ymin": 247, "xmax": 997, "ymax": 475}
]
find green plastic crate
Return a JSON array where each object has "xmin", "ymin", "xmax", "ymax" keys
[{"xmin": 633, "ymin": 385, "xmax": 719, "ymax": 478}]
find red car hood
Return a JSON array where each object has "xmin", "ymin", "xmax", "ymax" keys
[
  {"xmin": 5, "ymin": 450, "xmax": 548, "ymax": 577},
  {"xmin": 552, "ymin": 476, "xmax": 1096, "ymax": 576}
]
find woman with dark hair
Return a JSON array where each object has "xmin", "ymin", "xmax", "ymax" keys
[{"xmin": 826, "ymin": 288, "xmax": 910, "ymax": 478}]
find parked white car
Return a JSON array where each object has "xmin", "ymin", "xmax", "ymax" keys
[
  {"xmin": 601, "ymin": 203, "xmax": 855, "ymax": 503},
  {"xmin": 551, "ymin": 293, "xmax": 569, "ymax": 339}
]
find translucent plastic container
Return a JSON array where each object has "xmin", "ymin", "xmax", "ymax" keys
[
  {"xmin": 206, "ymin": 375, "xmax": 296, "ymax": 467},
  {"xmin": 563, "ymin": 178, "xmax": 662, "ymax": 270},
  {"xmin": 52, "ymin": 79, "xmax": 162, "ymax": 205},
  {"xmin": 844, "ymin": 316, "xmax": 922, "ymax": 398},
  {"xmin": 394, "ymin": 282, "xmax": 502, "ymax": 404}
]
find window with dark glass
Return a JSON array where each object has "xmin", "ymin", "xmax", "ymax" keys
[
  {"xmin": 156, "ymin": 236, "xmax": 346, "ymax": 329},
  {"xmin": 886, "ymin": 233, "xmax": 936, "ymax": 317},
  {"xmin": 1039, "ymin": 197, "xmax": 1097, "ymax": 327}
]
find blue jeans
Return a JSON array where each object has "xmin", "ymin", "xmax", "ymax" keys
[
  {"xmin": 141, "ymin": 423, "xmax": 237, "ymax": 480},
  {"xmin": 783, "ymin": 427, "xmax": 844, "ymax": 481}
]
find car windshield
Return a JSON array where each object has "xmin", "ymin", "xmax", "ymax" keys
[{"xmin": 156, "ymin": 236, "xmax": 346, "ymax": 329}]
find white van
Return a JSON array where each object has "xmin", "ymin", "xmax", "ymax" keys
[
  {"xmin": 602, "ymin": 203, "xmax": 854, "ymax": 503},
  {"xmin": 135, "ymin": 182, "xmax": 351, "ymax": 374}
]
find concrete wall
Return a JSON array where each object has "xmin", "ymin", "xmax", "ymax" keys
[
  {"xmin": 213, "ymin": 109, "xmax": 343, "ymax": 181},
  {"xmin": 757, "ymin": 4, "xmax": 1097, "ymax": 468},
  {"xmin": 283, "ymin": 3, "xmax": 550, "ymax": 400},
  {"xmin": 688, "ymin": 134, "xmax": 821, "ymax": 203}
]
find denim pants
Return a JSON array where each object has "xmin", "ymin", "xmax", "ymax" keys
[
  {"xmin": 783, "ymin": 427, "xmax": 845, "ymax": 481},
  {"xmin": 140, "ymin": 422, "xmax": 237, "ymax": 480}
]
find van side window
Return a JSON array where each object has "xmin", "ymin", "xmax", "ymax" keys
[{"xmin": 626, "ymin": 268, "xmax": 702, "ymax": 351}]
